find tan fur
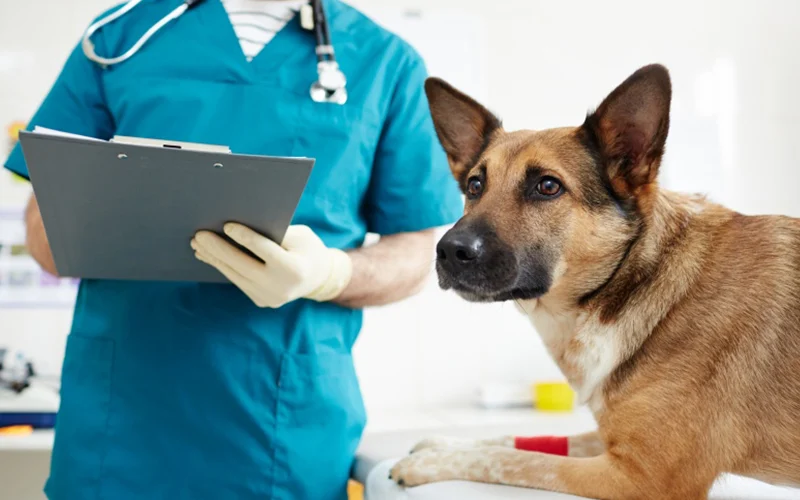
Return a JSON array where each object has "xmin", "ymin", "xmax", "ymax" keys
[{"xmin": 391, "ymin": 66, "xmax": 800, "ymax": 498}]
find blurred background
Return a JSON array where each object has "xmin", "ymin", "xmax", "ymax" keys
[{"xmin": 1, "ymin": 0, "xmax": 799, "ymax": 498}]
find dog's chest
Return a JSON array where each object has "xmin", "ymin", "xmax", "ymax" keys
[{"xmin": 526, "ymin": 305, "xmax": 622, "ymax": 410}]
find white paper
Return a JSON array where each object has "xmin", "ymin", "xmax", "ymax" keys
[{"xmin": 32, "ymin": 126, "xmax": 103, "ymax": 142}]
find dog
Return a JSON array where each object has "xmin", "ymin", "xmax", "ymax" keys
[{"xmin": 388, "ymin": 64, "xmax": 800, "ymax": 499}]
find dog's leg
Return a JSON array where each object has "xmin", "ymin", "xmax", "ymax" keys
[
  {"xmin": 389, "ymin": 447, "xmax": 710, "ymax": 500},
  {"xmin": 409, "ymin": 435, "xmax": 513, "ymax": 453},
  {"xmin": 409, "ymin": 431, "xmax": 603, "ymax": 457},
  {"xmin": 566, "ymin": 431, "xmax": 604, "ymax": 457}
]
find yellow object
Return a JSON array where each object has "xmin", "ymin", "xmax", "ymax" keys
[
  {"xmin": 347, "ymin": 480, "xmax": 363, "ymax": 500},
  {"xmin": 10, "ymin": 171, "xmax": 29, "ymax": 184},
  {"xmin": 534, "ymin": 381, "xmax": 575, "ymax": 412},
  {"xmin": 7, "ymin": 121, "xmax": 26, "ymax": 141},
  {"xmin": 0, "ymin": 425, "xmax": 34, "ymax": 436}
]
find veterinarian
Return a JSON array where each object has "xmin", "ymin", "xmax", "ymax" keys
[{"xmin": 4, "ymin": 1, "xmax": 462, "ymax": 499}]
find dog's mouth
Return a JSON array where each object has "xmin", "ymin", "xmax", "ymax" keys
[
  {"xmin": 490, "ymin": 287, "xmax": 547, "ymax": 302},
  {"xmin": 453, "ymin": 285, "xmax": 548, "ymax": 303},
  {"xmin": 436, "ymin": 264, "xmax": 549, "ymax": 303}
]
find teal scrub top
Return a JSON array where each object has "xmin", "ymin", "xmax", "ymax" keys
[{"xmin": 4, "ymin": 1, "xmax": 463, "ymax": 499}]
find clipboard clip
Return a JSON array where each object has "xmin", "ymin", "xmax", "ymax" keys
[{"xmin": 110, "ymin": 136, "xmax": 231, "ymax": 153}]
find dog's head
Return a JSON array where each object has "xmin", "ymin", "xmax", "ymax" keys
[{"xmin": 429, "ymin": 65, "xmax": 672, "ymax": 303}]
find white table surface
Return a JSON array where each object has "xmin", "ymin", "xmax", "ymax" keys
[
  {"xmin": 354, "ymin": 407, "xmax": 800, "ymax": 500},
  {"xmin": 0, "ymin": 430, "xmax": 54, "ymax": 451},
  {"xmin": 363, "ymin": 459, "xmax": 800, "ymax": 500}
]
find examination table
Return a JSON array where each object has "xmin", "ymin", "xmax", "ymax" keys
[{"xmin": 353, "ymin": 412, "xmax": 800, "ymax": 500}]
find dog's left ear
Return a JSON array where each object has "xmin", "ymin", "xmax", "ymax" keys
[{"xmin": 583, "ymin": 64, "xmax": 672, "ymax": 198}]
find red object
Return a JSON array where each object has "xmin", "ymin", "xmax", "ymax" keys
[{"xmin": 514, "ymin": 436, "xmax": 569, "ymax": 456}]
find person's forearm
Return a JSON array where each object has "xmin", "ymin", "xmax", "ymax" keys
[
  {"xmin": 24, "ymin": 194, "xmax": 58, "ymax": 276},
  {"xmin": 334, "ymin": 229, "xmax": 436, "ymax": 308}
]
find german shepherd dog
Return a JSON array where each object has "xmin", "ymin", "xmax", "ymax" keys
[{"xmin": 389, "ymin": 65, "xmax": 800, "ymax": 499}]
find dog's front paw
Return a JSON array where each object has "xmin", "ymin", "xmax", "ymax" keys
[
  {"xmin": 409, "ymin": 435, "xmax": 478, "ymax": 454},
  {"xmin": 390, "ymin": 449, "xmax": 457, "ymax": 487}
]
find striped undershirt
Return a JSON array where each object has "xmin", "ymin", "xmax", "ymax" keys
[{"xmin": 221, "ymin": 0, "xmax": 308, "ymax": 61}]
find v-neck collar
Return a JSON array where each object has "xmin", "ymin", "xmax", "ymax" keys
[{"xmin": 199, "ymin": 0, "xmax": 338, "ymax": 81}]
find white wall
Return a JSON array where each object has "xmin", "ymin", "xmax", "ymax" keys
[{"xmin": 2, "ymin": 0, "xmax": 800, "ymax": 419}]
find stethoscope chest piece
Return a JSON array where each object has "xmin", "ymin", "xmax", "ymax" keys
[
  {"xmin": 310, "ymin": 60, "xmax": 348, "ymax": 104},
  {"xmin": 310, "ymin": 82, "xmax": 348, "ymax": 105}
]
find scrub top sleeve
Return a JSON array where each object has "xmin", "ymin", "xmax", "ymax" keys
[
  {"xmin": 4, "ymin": 41, "xmax": 115, "ymax": 179},
  {"xmin": 364, "ymin": 52, "xmax": 464, "ymax": 236}
]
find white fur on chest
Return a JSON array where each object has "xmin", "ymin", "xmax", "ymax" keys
[{"xmin": 520, "ymin": 300, "xmax": 622, "ymax": 409}]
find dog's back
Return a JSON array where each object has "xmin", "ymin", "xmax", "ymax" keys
[{"xmin": 602, "ymin": 201, "xmax": 800, "ymax": 489}]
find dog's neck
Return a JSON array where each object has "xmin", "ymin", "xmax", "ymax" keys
[{"xmin": 519, "ymin": 188, "xmax": 713, "ymax": 412}]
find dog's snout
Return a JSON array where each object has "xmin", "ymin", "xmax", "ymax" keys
[
  {"xmin": 435, "ymin": 219, "xmax": 534, "ymax": 301},
  {"xmin": 437, "ymin": 232, "xmax": 485, "ymax": 266}
]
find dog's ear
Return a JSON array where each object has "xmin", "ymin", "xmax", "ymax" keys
[
  {"xmin": 583, "ymin": 64, "xmax": 672, "ymax": 198},
  {"xmin": 425, "ymin": 78, "xmax": 502, "ymax": 186}
]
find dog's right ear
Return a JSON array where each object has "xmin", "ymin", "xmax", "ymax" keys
[
  {"xmin": 425, "ymin": 78, "xmax": 502, "ymax": 186},
  {"xmin": 583, "ymin": 64, "xmax": 672, "ymax": 199}
]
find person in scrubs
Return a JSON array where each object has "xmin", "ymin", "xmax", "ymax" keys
[{"xmin": 5, "ymin": 1, "xmax": 462, "ymax": 498}]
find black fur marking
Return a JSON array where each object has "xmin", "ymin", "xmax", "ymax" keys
[
  {"xmin": 520, "ymin": 165, "xmax": 546, "ymax": 200},
  {"xmin": 577, "ymin": 221, "xmax": 643, "ymax": 307}
]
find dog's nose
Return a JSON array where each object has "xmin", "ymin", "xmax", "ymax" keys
[{"xmin": 437, "ymin": 232, "xmax": 485, "ymax": 266}]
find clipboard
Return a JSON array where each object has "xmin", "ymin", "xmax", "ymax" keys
[{"xmin": 17, "ymin": 130, "xmax": 314, "ymax": 283}]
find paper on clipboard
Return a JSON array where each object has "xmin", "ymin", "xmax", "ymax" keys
[
  {"xmin": 32, "ymin": 126, "xmax": 103, "ymax": 142},
  {"xmin": 31, "ymin": 127, "xmax": 231, "ymax": 153}
]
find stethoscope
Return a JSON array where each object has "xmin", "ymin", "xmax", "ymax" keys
[{"xmin": 81, "ymin": 0, "xmax": 347, "ymax": 105}]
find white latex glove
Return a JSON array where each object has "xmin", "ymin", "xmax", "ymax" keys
[{"xmin": 191, "ymin": 223, "xmax": 353, "ymax": 308}]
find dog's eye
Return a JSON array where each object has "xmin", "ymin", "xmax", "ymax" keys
[
  {"xmin": 536, "ymin": 177, "xmax": 562, "ymax": 197},
  {"xmin": 466, "ymin": 177, "xmax": 483, "ymax": 199}
]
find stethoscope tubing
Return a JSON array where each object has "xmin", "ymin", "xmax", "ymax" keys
[
  {"xmin": 81, "ymin": 0, "xmax": 346, "ymax": 103},
  {"xmin": 82, "ymin": 0, "xmax": 195, "ymax": 67}
]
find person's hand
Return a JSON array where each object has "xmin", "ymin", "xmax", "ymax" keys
[{"xmin": 191, "ymin": 224, "xmax": 352, "ymax": 308}]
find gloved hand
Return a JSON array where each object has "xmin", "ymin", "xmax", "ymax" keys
[{"xmin": 191, "ymin": 223, "xmax": 353, "ymax": 308}]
